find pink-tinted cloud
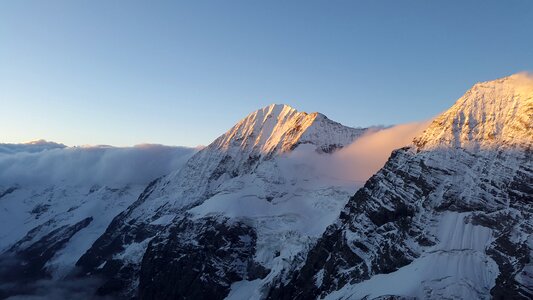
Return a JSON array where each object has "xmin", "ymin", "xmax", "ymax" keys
[
  {"xmin": 332, "ymin": 121, "xmax": 431, "ymax": 183},
  {"xmin": 282, "ymin": 120, "xmax": 432, "ymax": 187}
]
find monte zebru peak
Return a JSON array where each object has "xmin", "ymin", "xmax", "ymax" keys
[{"xmin": 76, "ymin": 104, "xmax": 369, "ymax": 299}]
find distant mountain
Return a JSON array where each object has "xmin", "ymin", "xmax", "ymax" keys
[
  {"xmin": 75, "ymin": 104, "xmax": 369, "ymax": 299},
  {"xmin": 271, "ymin": 74, "xmax": 533, "ymax": 299}
]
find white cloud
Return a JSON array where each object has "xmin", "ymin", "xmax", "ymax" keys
[
  {"xmin": 332, "ymin": 121, "xmax": 431, "ymax": 183},
  {"xmin": 0, "ymin": 140, "xmax": 66, "ymax": 154},
  {"xmin": 0, "ymin": 144, "xmax": 197, "ymax": 186}
]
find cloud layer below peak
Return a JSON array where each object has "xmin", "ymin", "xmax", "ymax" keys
[{"xmin": 0, "ymin": 143, "xmax": 198, "ymax": 186}]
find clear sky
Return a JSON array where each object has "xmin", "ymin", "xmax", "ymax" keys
[{"xmin": 1, "ymin": 1, "xmax": 532, "ymax": 147}]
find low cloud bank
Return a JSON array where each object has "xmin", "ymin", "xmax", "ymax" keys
[
  {"xmin": 0, "ymin": 140, "xmax": 66, "ymax": 154},
  {"xmin": 3, "ymin": 278, "xmax": 110, "ymax": 300},
  {"xmin": 1, "ymin": 120, "xmax": 429, "ymax": 188},
  {"xmin": 0, "ymin": 143, "xmax": 198, "ymax": 186},
  {"xmin": 0, "ymin": 255, "xmax": 100, "ymax": 300}
]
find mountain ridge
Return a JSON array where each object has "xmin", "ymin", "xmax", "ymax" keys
[
  {"xmin": 271, "ymin": 74, "xmax": 533, "ymax": 299},
  {"xmin": 74, "ymin": 104, "xmax": 368, "ymax": 299}
]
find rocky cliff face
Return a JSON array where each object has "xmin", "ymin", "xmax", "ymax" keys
[
  {"xmin": 76, "ymin": 104, "xmax": 367, "ymax": 299},
  {"xmin": 138, "ymin": 215, "xmax": 268, "ymax": 300},
  {"xmin": 271, "ymin": 74, "xmax": 533, "ymax": 299}
]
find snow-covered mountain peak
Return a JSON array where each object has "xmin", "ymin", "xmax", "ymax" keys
[
  {"xmin": 210, "ymin": 104, "xmax": 364, "ymax": 156},
  {"xmin": 414, "ymin": 73, "xmax": 533, "ymax": 151},
  {"xmin": 153, "ymin": 104, "xmax": 365, "ymax": 211},
  {"xmin": 66, "ymin": 105, "xmax": 368, "ymax": 299}
]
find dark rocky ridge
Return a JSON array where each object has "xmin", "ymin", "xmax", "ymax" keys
[
  {"xmin": 139, "ymin": 216, "xmax": 269, "ymax": 300},
  {"xmin": 270, "ymin": 146, "xmax": 532, "ymax": 299}
]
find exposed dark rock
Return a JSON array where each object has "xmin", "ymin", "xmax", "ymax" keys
[
  {"xmin": 139, "ymin": 216, "xmax": 268, "ymax": 300},
  {"xmin": 75, "ymin": 179, "xmax": 163, "ymax": 298},
  {"xmin": 0, "ymin": 186, "xmax": 17, "ymax": 200},
  {"xmin": 30, "ymin": 203, "xmax": 51, "ymax": 218}
]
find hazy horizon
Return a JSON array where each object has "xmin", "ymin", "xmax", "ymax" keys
[{"xmin": 2, "ymin": 101, "xmax": 423, "ymax": 148}]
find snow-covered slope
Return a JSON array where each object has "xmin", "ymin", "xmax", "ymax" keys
[
  {"xmin": 414, "ymin": 73, "xmax": 533, "ymax": 151},
  {"xmin": 77, "ymin": 104, "xmax": 368, "ymax": 299},
  {"xmin": 272, "ymin": 74, "xmax": 533, "ymax": 299},
  {"xmin": 0, "ymin": 145, "xmax": 197, "ymax": 298},
  {"xmin": 0, "ymin": 184, "xmax": 145, "ymax": 274}
]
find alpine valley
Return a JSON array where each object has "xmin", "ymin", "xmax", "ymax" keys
[{"xmin": 0, "ymin": 74, "xmax": 532, "ymax": 300}]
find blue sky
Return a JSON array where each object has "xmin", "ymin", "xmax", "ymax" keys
[{"xmin": 1, "ymin": 1, "xmax": 532, "ymax": 147}]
